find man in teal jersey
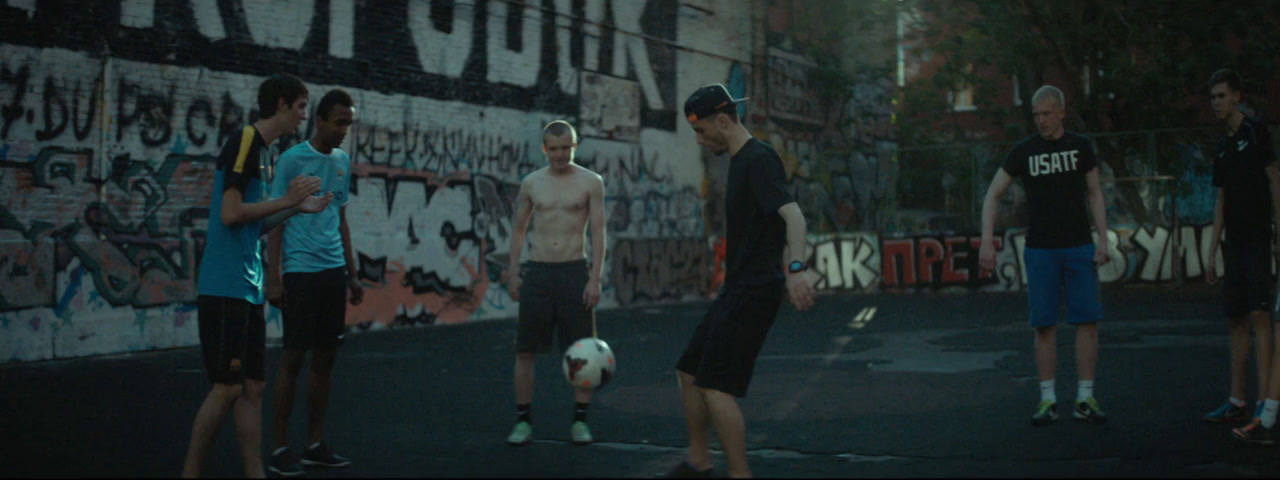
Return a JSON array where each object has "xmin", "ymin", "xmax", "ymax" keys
[
  {"xmin": 266, "ymin": 89, "xmax": 363, "ymax": 475},
  {"xmin": 182, "ymin": 74, "xmax": 333, "ymax": 478}
]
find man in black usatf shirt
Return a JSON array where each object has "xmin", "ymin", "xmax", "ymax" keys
[
  {"xmin": 1200, "ymin": 69, "xmax": 1280, "ymax": 445},
  {"xmin": 979, "ymin": 85, "xmax": 1111, "ymax": 427}
]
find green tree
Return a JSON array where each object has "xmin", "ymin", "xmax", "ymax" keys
[
  {"xmin": 783, "ymin": 0, "xmax": 899, "ymax": 145},
  {"xmin": 898, "ymin": 0, "xmax": 1280, "ymax": 223}
]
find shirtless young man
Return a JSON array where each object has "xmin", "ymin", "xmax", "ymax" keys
[{"xmin": 504, "ymin": 120, "xmax": 607, "ymax": 446}]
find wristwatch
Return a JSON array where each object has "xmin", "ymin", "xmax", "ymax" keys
[{"xmin": 787, "ymin": 260, "xmax": 808, "ymax": 274}]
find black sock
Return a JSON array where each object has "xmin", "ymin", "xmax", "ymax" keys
[
  {"xmin": 517, "ymin": 403, "xmax": 531, "ymax": 423},
  {"xmin": 574, "ymin": 402, "xmax": 590, "ymax": 422}
]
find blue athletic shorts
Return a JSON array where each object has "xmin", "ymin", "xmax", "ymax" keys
[{"xmin": 1024, "ymin": 244, "xmax": 1102, "ymax": 328}]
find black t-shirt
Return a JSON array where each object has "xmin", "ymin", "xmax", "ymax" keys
[
  {"xmin": 217, "ymin": 125, "xmax": 266, "ymax": 195},
  {"xmin": 1000, "ymin": 132, "xmax": 1098, "ymax": 248},
  {"xmin": 724, "ymin": 138, "xmax": 794, "ymax": 286},
  {"xmin": 1213, "ymin": 117, "xmax": 1277, "ymax": 247}
]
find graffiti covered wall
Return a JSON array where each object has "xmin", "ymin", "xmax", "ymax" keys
[
  {"xmin": 1, "ymin": 2, "xmax": 1228, "ymax": 363},
  {"xmin": 803, "ymin": 224, "xmax": 1232, "ymax": 297},
  {"xmin": 1, "ymin": 0, "xmax": 751, "ymax": 361}
]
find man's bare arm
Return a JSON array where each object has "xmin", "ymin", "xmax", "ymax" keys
[
  {"xmin": 588, "ymin": 175, "xmax": 607, "ymax": 282},
  {"xmin": 981, "ymin": 168, "xmax": 1014, "ymax": 244},
  {"xmin": 506, "ymin": 179, "xmax": 534, "ymax": 301},
  {"xmin": 509, "ymin": 181, "xmax": 533, "ymax": 272},
  {"xmin": 778, "ymin": 202, "xmax": 807, "ymax": 266}
]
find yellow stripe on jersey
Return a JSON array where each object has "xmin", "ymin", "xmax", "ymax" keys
[{"xmin": 232, "ymin": 126, "xmax": 255, "ymax": 174}]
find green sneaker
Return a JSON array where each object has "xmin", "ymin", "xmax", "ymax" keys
[
  {"xmin": 1031, "ymin": 400, "xmax": 1057, "ymax": 426},
  {"xmin": 570, "ymin": 421, "xmax": 593, "ymax": 445},
  {"xmin": 1073, "ymin": 397, "xmax": 1108, "ymax": 424},
  {"xmin": 506, "ymin": 421, "xmax": 533, "ymax": 446}
]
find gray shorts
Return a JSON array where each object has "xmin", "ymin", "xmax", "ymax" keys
[{"xmin": 514, "ymin": 259, "xmax": 596, "ymax": 354}]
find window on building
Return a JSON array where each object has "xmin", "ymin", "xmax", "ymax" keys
[
  {"xmin": 949, "ymin": 64, "xmax": 975, "ymax": 112},
  {"xmin": 1082, "ymin": 64, "xmax": 1091, "ymax": 96},
  {"xmin": 1013, "ymin": 75, "xmax": 1022, "ymax": 106}
]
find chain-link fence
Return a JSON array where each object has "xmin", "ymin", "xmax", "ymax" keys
[{"xmin": 889, "ymin": 127, "xmax": 1227, "ymax": 237}]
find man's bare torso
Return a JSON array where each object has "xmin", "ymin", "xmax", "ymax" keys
[{"xmin": 524, "ymin": 165, "xmax": 595, "ymax": 262}]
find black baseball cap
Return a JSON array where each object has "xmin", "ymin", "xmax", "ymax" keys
[{"xmin": 684, "ymin": 84, "xmax": 748, "ymax": 123}]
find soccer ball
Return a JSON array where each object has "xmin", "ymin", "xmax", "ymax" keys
[{"xmin": 563, "ymin": 337, "xmax": 616, "ymax": 389}]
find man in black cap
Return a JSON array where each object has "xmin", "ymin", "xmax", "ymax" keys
[{"xmin": 663, "ymin": 84, "xmax": 817, "ymax": 478}]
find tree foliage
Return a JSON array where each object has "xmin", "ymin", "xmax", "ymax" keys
[
  {"xmin": 782, "ymin": 0, "xmax": 899, "ymax": 142},
  {"xmin": 897, "ymin": 0, "xmax": 1280, "ymax": 222},
  {"xmin": 902, "ymin": 0, "xmax": 1280, "ymax": 136}
]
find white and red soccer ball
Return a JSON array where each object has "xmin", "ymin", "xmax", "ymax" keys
[{"xmin": 563, "ymin": 338, "xmax": 616, "ymax": 389}]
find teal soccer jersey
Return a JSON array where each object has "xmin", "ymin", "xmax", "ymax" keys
[
  {"xmin": 197, "ymin": 126, "xmax": 268, "ymax": 303},
  {"xmin": 270, "ymin": 140, "xmax": 351, "ymax": 274}
]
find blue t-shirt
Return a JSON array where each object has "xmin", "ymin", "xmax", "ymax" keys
[
  {"xmin": 198, "ymin": 126, "xmax": 268, "ymax": 304},
  {"xmin": 271, "ymin": 140, "xmax": 351, "ymax": 274}
]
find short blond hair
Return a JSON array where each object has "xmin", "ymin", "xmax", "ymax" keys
[
  {"xmin": 542, "ymin": 120, "xmax": 578, "ymax": 144},
  {"xmin": 1031, "ymin": 85, "xmax": 1065, "ymax": 109}
]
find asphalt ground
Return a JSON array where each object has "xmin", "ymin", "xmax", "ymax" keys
[{"xmin": 4, "ymin": 283, "xmax": 1280, "ymax": 478}]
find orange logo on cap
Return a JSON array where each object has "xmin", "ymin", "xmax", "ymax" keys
[{"xmin": 687, "ymin": 114, "xmax": 698, "ymax": 123}]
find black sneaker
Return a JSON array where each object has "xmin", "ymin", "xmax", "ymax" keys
[
  {"xmin": 658, "ymin": 461, "xmax": 714, "ymax": 478},
  {"xmin": 300, "ymin": 441, "xmax": 351, "ymax": 468},
  {"xmin": 268, "ymin": 447, "xmax": 304, "ymax": 477},
  {"xmin": 1231, "ymin": 419, "xmax": 1276, "ymax": 446}
]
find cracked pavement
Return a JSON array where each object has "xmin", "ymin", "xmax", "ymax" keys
[{"xmin": 3, "ymin": 284, "xmax": 1280, "ymax": 477}]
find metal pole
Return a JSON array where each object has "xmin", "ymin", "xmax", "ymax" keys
[{"xmin": 1172, "ymin": 177, "xmax": 1181, "ymax": 285}]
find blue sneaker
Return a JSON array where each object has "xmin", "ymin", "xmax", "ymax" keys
[{"xmin": 1204, "ymin": 401, "xmax": 1248, "ymax": 424}]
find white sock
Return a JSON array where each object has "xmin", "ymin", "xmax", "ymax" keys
[
  {"xmin": 1077, "ymin": 380, "xmax": 1094, "ymax": 402},
  {"xmin": 1263, "ymin": 399, "xmax": 1279, "ymax": 429},
  {"xmin": 1230, "ymin": 397, "xmax": 1246, "ymax": 408},
  {"xmin": 1039, "ymin": 379, "xmax": 1056, "ymax": 403}
]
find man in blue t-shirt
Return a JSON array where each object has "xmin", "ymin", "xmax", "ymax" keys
[
  {"xmin": 978, "ymin": 85, "xmax": 1111, "ymax": 427},
  {"xmin": 182, "ymin": 74, "xmax": 333, "ymax": 478},
  {"xmin": 265, "ymin": 89, "xmax": 363, "ymax": 474}
]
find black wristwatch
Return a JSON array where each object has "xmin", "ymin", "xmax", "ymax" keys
[{"xmin": 787, "ymin": 260, "xmax": 808, "ymax": 274}]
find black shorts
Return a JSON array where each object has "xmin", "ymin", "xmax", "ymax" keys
[
  {"xmin": 198, "ymin": 295, "xmax": 266, "ymax": 385},
  {"xmin": 675, "ymin": 282, "xmax": 785, "ymax": 398},
  {"xmin": 282, "ymin": 267, "xmax": 348, "ymax": 351},
  {"xmin": 1223, "ymin": 244, "xmax": 1275, "ymax": 317},
  {"xmin": 515, "ymin": 260, "xmax": 596, "ymax": 354}
]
